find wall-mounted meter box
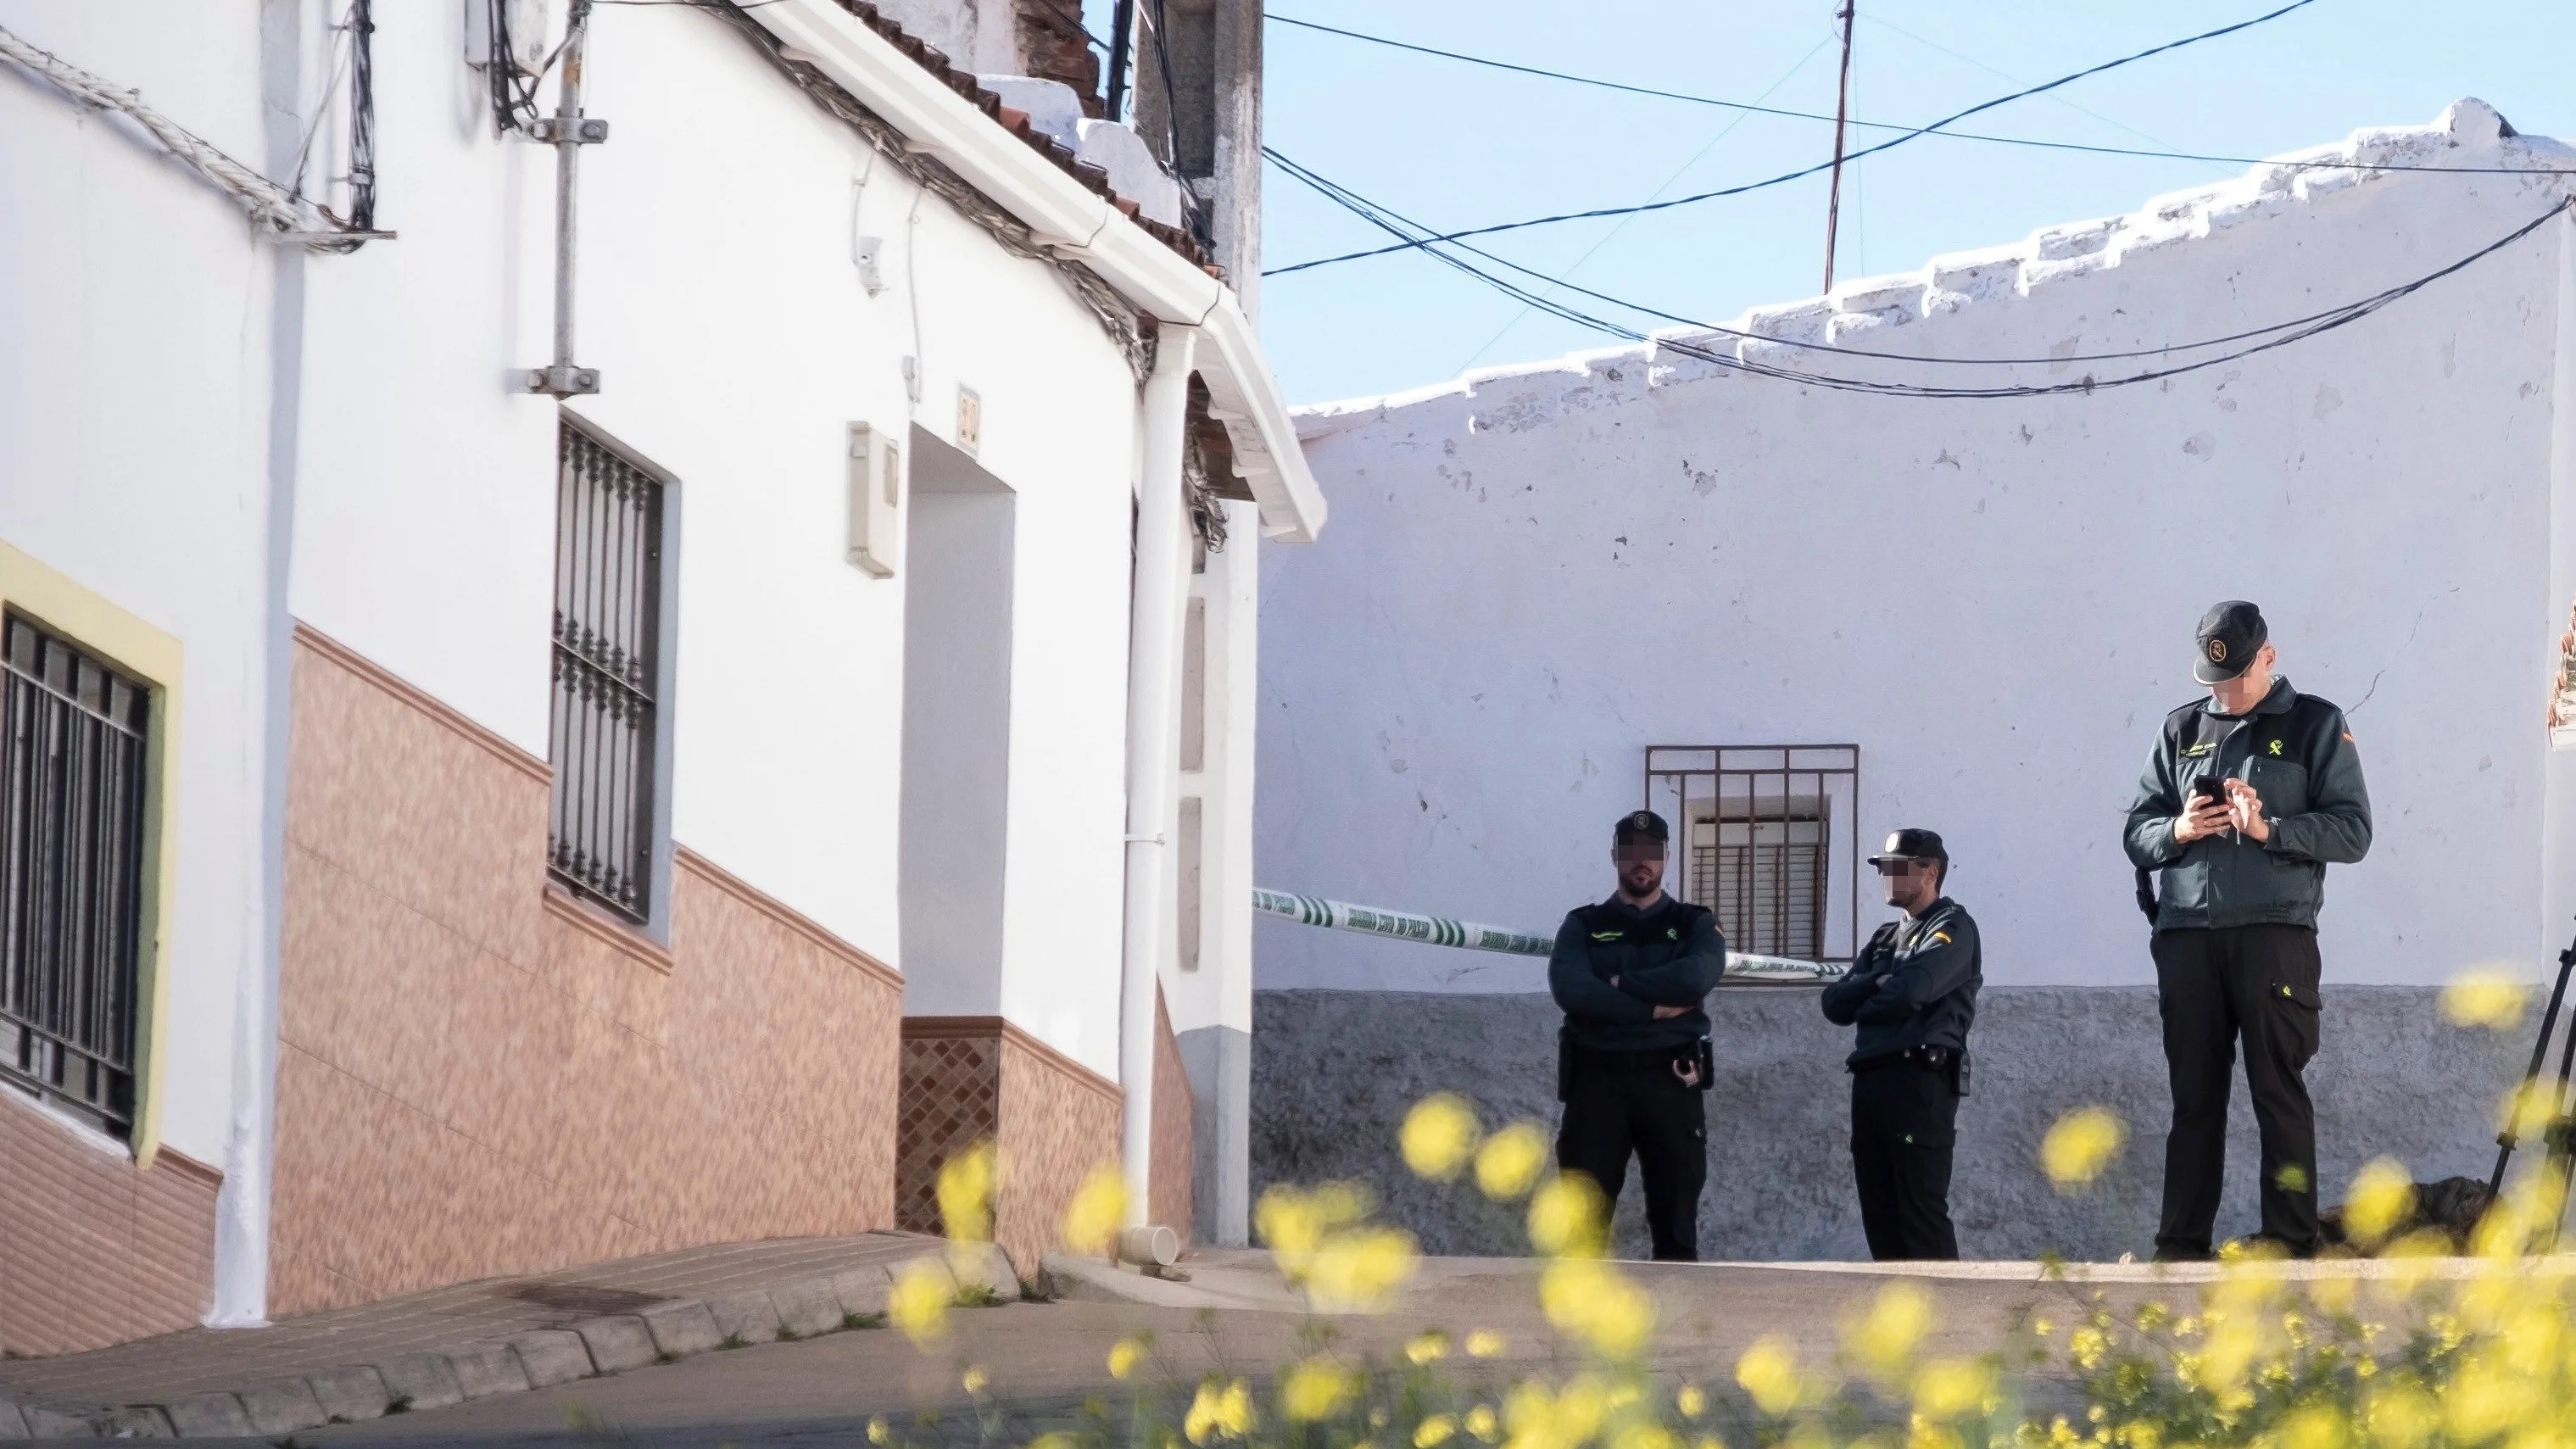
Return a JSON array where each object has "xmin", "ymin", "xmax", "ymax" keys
[
  {"xmin": 466, "ymin": 0, "xmax": 560, "ymax": 75},
  {"xmin": 848, "ymin": 422, "xmax": 906, "ymax": 578}
]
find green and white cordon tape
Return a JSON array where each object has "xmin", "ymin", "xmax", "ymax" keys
[{"xmin": 1252, "ymin": 889, "xmax": 1837, "ymax": 983}]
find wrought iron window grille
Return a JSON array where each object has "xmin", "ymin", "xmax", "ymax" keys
[
  {"xmin": 0, "ymin": 613, "xmax": 150, "ymax": 1139},
  {"xmin": 548, "ymin": 423, "xmax": 667, "ymax": 924},
  {"xmin": 1645, "ymin": 744, "xmax": 1861, "ymax": 965}
]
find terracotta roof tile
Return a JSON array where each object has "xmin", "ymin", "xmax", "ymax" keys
[{"xmin": 829, "ymin": 0, "xmax": 1213, "ymax": 272}]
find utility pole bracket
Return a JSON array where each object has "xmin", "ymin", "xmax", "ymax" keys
[
  {"xmin": 525, "ymin": 365, "xmax": 602, "ymax": 396},
  {"xmin": 529, "ymin": 116, "xmax": 610, "ymax": 143}
]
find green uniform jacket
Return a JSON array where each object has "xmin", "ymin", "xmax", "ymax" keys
[
  {"xmin": 2122, "ymin": 677, "xmax": 2372, "ymax": 933},
  {"xmin": 1820, "ymin": 898, "xmax": 1981, "ymax": 1067},
  {"xmin": 1547, "ymin": 894, "xmax": 1726, "ymax": 1051}
]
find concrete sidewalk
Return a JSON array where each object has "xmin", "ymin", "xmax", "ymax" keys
[{"xmin": 0, "ymin": 1233, "xmax": 1016, "ymax": 1440}]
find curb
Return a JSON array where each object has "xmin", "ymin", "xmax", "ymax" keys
[{"xmin": 0, "ymin": 1245, "xmax": 1016, "ymax": 1440}]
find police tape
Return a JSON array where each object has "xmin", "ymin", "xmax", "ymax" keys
[{"xmin": 1252, "ymin": 889, "xmax": 1837, "ymax": 982}]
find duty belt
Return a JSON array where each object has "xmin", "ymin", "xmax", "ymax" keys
[{"xmin": 1851, "ymin": 1045, "xmax": 1955, "ymax": 1073}]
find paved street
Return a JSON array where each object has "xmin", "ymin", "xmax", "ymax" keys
[{"xmin": 264, "ymin": 1255, "xmax": 2227, "ymax": 1449}]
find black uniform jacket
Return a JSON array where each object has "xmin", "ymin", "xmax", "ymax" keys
[
  {"xmin": 1547, "ymin": 894, "xmax": 1726, "ymax": 1051},
  {"xmin": 1820, "ymin": 898, "xmax": 1980, "ymax": 1067},
  {"xmin": 2122, "ymin": 677, "xmax": 2372, "ymax": 933}
]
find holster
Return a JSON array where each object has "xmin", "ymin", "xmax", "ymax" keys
[{"xmin": 1693, "ymin": 1036, "xmax": 1715, "ymax": 1092}]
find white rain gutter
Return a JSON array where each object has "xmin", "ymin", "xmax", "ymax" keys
[{"xmin": 751, "ymin": 0, "xmax": 1324, "ymax": 543}]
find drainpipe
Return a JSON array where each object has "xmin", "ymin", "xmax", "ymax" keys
[{"xmin": 1116, "ymin": 325, "xmax": 1196, "ymax": 1268}]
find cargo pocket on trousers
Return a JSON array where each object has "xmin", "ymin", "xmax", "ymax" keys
[
  {"xmin": 2269, "ymin": 980, "xmax": 2322, "ymax": 1070},
  {"xmin": 1896, "ymin": 1125, "xmax": 1956, "ymax": 1151}
]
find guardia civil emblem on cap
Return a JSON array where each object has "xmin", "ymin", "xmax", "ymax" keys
[
  {"xmin": 1629, "ymin": 811, "xmax": 1653, "ymax": 830},
  {"xmin": 2207, "ymin": 638, "xmax": 2228, "ymax": 663}
]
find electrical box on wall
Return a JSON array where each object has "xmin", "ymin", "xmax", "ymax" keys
[
  {"xmin": 466, "ymin": 0, "xmax": 560, "ymax": 75},
  {"xmin": 848, "ymin": 423, "xmax": 906, "ymax": 579}
]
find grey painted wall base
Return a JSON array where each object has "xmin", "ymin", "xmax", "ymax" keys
[
  {"xmin": 1180, "ymin": 1024, "xmax": 1252, "ymax": 1246},
  {"xmin": 1252, "ymin": 986, "xmax": 2534, "ymax": 1262}
]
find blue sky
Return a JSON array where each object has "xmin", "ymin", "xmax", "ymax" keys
[{"xmin": 1214, "ymin": 0, "xmax": 2576, "ymax": 404}]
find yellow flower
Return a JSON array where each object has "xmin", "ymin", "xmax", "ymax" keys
[
  {"xmin": 1305, "ymin": 1224, "xmax": 1420, "ymax": 1311},
  {"xmin": 2041, "ymin": 1107, "xmax": 2125, "ymax": 1192},
  {"xmin": 1108, "ymin": 1337, "xmax": 1146, "ymax": 1380},
  {"xmin": 961, "ymin": 1365, "xmax": 990, "ymax": 1396},
  {"xmin": 1030, "ymin": 1436, "xmax": 1079, "ymax": 1449},
  {"xmin": 1695, "ymin": 1439, "xmax": 1726, "ymax": 1449},
  {"xmin": 1185, "ymin": 1377, "xmax": 1257, "ymax": 1444},
  {"xmin": 1062, "ymin": 1162, "xmax": 1126, "ymax": 1256},
  {"xmin": 1282, "ymin": 1357, "xmax": 1352, "ymax": 1422},
  {"xmin": 2444, "ymin": 1355, "xmax": 2520, "ymax": 1443},
  {"xmin": 867, "ymin": 1417, "xmax": 891, "ymax": 1446},
  {"xmin": 2442, "ymin": 967, "xmax": 2532, "ymax": 1028},
  {"xmin": 1475, "ymin": 1122, "xmax": 1551, "ymax": 1201},
  {"xmin": 1465, "ymin": 1330, "xmax": 1505, "ymax": 1358},
  {"xmin": 2068, "ymin": 1327, "xmax": 2108, "ymax": 1370},
  {"xmin": 887, "ymin": 1259, "xmax": 951, "ymax": 1344},
  {"xmin": 1406, "ymin": 1331, "xmax": 1451, "ymax": 1365},
  {"xmin": 2112, "ymin": 1423, "xmax": 2160, "ymax": 1449},
  {"xmin": 1676, "ymin": 1384, "xmax": 1707, "ymax": 1419},
  {"xmin": 2274, "ymin": 1162, "xmax": 2310, "ymax": 1194},
  {"xmin": 1417, "ymin": 1415, "xmax": 1458, "ymax": 1447},
  {"xmin": 1465, "ymin": 1405, "xmax": 1501, "ymax": 1441},
  {"xmin": 1528, "ymin": 1174, "xmax": 1609, "ymax": 1258},
  {"xmin": 1847, "ymin": 1282, "xmax": 1935, "ymax": 1379},
  {"xmin": 1402, "ymin": 1094, "xmax": 1483, "ymax": 1180},
  {"xmin": 2277, "ymin": 1405, "xmax": 2345, "ymax": 1449},
  {"xmin": 1615, "ymin": 1426, "xmax": 1681, "ymax": 1449},
  {"xmin": 1911, "ymin": 1358, "xmax": 1993, "ymax": 1419},
  {"xmin": 2192, "ymin": 1316, "xmax": 2261, "ymax": 1394},
  {"xmin": 935, "ymin": 1140, "xmax": 996, "ymax": 1243},
  {"xmin": 2364, "ymin": 1384, "xmax": 2439, "ymax": 1449},
  {"xmin": 1539, "ymin": 1257, "xmax": 1657, "ymax": 1358},
  {"xmin": 1736, "ymin": 1335, "xmax": 1801, "ymax": 1416}
]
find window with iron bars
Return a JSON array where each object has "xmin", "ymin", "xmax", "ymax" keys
[
  {"xmin": 0, "ymin": 613, "xmax": 150, "ymax": 1139},
  {"xmin": 548, "ymin": 423, "xmax": 667, "ymax": 924},
  {"xmin": 1645, "ymin": 745, "xmax": 1861, "ymax": 965}
]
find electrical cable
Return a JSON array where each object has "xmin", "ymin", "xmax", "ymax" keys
[
  {"xmin": 333, "ymin": 0, "xmax": 377, "ymax": 236},
  {"xmin": 1276, "ymin": 143, "xmax": 2576, "ymax": 367},
  {"xmin": 1268, "ymin": 0, "xmax": 2347, "ymax": 276},
  {"xmin": 1263, "ymin": 147, "xmax": 2574, "ymax": 400}
]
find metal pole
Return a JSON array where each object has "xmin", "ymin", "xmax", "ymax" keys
[
  {"xmin": 1106, "ymin": 0, "xmax": 1136, "ymax": 121},
  {"xmin": 2488, "ymin": 930, "xmax": 2576, "ymax": 1199},
  {"xmin": 1821, "ymin": 0, "xmax": 1855, "ymax": 294},
  {"xmin": 527, "ymin": 0, "xmax": 603, "ymax": 397}
]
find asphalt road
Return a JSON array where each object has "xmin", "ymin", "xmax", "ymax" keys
[{"xmin": 253, "ymin": 1260, "xmax": 2202, "ymax": 1449}]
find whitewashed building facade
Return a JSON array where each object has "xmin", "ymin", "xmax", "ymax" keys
[
  {"xmin": 0, "ymin": 0, "xmax": 1311, "ymax": 1351},
  {"xmin": 1256, "ymin": 102, "xmax": 2576, "ymax": 1259}
]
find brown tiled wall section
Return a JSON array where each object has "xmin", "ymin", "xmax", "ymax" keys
[
  {"xmin": 1149, "ymin": 993, "xmax": 1195, "ymax": 1242},
  {"xmin": 0, "ymin": 1096, "xmax": 221, "ymax": 1355},
  {"xmin": 897, "ymin": 989, "xmax": 1194, "ymax": 1281},
  {"xmin": 272, "ymin": 627, "xmax": 901, "ymax": 1316}
]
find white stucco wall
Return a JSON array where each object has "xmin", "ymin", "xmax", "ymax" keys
[
  {"xmin": 1261, "ymin": 103, "xmax": 2576, "ymax": 994},
  {"xmin": 278, "ymin": 3, "xmax": 1143, "ymax": 1069},
  {"xmin": 0, "ymin": 0, "xmax": 278, "ymax": 1166}
]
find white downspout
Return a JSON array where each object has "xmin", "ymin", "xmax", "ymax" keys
[{"xmin": 1117, "ymin": 324, "xmax": 1196, "ymax": 1263}]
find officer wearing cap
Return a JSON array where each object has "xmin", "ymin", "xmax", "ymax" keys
[
  {"xmin": 1821, "ymin": 829, "xmax": 1981, "ymax": 1261},
  {"xmin": 2125, "ymin": 601, "xmax": 2372, "ymax": 1260},
  {"xmin": 1547, "ymin": 810, "xmax": 1728, "ymax": 1260}
]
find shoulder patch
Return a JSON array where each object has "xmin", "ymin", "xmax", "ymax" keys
[
  {"xmin": 1930, "ymin": 932, "xmax": 1953, "ymax": 946},
  {"xmin": 1590, "ymin": 930, "xmax": 1623, "ymax": 942},
  {"xmin": 2182, "ymin": 742, "xmax": 2216, "ymax": 757}
]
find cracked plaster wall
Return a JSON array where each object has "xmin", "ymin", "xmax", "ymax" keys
[{"xmin": 1258, "ymin": 102, "xmax": 2576, "ymax": 1004}]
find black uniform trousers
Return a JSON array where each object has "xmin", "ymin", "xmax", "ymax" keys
[
  {"xmin": 2152, "ymin": 924, "xmax": 2323, "ymax": 1257},
  {"xmin": 1849, "ymin": 1056, "xmax": 1960, "ymax": 1261},
  {"xmin": 1556, "ymin": 1048, "xmax": 1707, "ymax": 1261}
]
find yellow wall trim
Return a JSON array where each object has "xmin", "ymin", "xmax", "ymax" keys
[{"xmin": 0, "ymin": 540, "xmax": 183, "ymax": 1167}]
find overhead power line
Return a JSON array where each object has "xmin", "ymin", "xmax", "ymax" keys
[
  {"xmin": 1263, "ymin": 146, "xmax": 2574, "ymax": 400},
  {"xmin": 1268, "ymin": 0, "xmax": 2341, "ymax": 276}
]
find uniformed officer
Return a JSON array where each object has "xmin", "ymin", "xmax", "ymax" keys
[
  {"xmin": 2125, "ymin": 601, "xmax": 2372, "ymax": 1260},
  {"xmin": 1820, "ymin": 829, "xmax": 1981, "ymax": 1261},
  {"xmin": 1547, "ymin": 810, "xmax": 1727, "ymax": 1261}
]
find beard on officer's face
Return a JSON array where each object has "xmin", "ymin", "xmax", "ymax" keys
[{"xmin": 1618, "ymin": 856, "xmax": 1664, "ymax": 897}]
